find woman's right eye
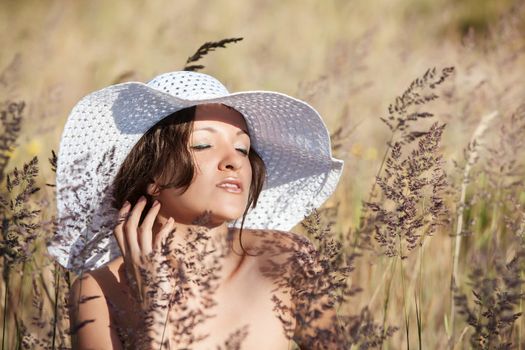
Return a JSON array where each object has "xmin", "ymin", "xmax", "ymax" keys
[{"xmin": 191, "ymin": 144, "xmax": 211, "ymax": 150}]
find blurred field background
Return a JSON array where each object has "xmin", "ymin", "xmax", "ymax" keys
[{"xmin": 1, "ymin": 0, "xmax": 525, "ymax": 348}]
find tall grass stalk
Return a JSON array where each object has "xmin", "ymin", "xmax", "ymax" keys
[
  {"xmin": 159, "ymin": 304, "xmax": 171, "ymax": 350},
  {"xmin": 14, "ymin": 316, "xmax": 19, "ymax": 350},
  {"xmin": 381, "ymin": 257, "xmax": 397, "ymax": 350},
  {"xmin": 369, "ymin": 259, "xmax": 395, "ymax": 308},
  {"xmin": 51, "ymin": 262, "xmax": 60, "ymax": 349},
  {"xmin": 448, "ymin": 110, "xmax": 498, "ymax": 348},
  {"xmin": 15, "ymin": 260, "xmax": 28, "ymax": 350},
  {"xmin": 398, "ymin": 235, "xmax": 410, "ymax": 350},
  {"xmin": 452, "ymin": 326, "xmax": 470, "ymax": 350},
  {"xmin": 518, "ymin": 271, "xmax": 525, "ymax": 350},
  {"xmin": 34, "ymin": 258, "xmax": 54, "ymax": 306},
  {"xmin": 2, "ymin": 266, "xmax": 8, "ymax": 350},
  {"xmin": 414, "ymin": 294, "xmax": 421, "ymax": 350},
  {"xmin": 518, "ymin": 213, "xmax": 525, "ymax": 350},
  {"xmin": 400, "ymin": 260, "xmax": 409, "ymax": 350},
  {"xmin": 415, "ymin": 241, "xmax": 424, "ymax": 349}
]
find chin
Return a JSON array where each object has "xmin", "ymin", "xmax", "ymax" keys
[
  {"xmin": 207, "ymin": 205, "xmax": 246, "ymax": 223},
  {"xmin": 213, "ymin": 210, "xmax": 245, "ymax": 223},
  {"xmin": 212, "ymin": 200, "xmax": 247, "ymax": 220},
  {"xmin": 187, "ymin": 206, "xmax": 245, "ymax": 226}
]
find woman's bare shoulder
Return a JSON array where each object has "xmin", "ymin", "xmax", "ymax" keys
[
  {"xmin": 70, "ymin": 256, "xmax": 128, "ymax": 307},
  {"xmin": 70, "ymin": 270, "xmax": 102, "ymax": 301},
  {"xmin": 69, "ymin": 265, "xmax": 128, "ymax": 348}
]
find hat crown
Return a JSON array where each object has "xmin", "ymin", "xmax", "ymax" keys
[{"xmin": 147, "ymin": 71, "xmax": 230, "ymax": 100}]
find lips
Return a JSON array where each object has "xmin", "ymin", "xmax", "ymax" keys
[{"xmin": 216, "ymin": 177, "xmax": 243, "ymax": 194}]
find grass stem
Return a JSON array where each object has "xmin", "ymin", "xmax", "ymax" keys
[
  {"xmin": 2, "ymin": 265, "xmax": 9, "ymax": 350},
  {"xmin": 51, "ymin": 262, "xmax": 60, "ymax": 349},
  {"xmin": 381, "ymin": 257, "xmax": 397, "ymax": 350},
  {"xmin": 449, "ymin": 111, "xmax": 498, "ymax": 348},
  {"xmin": 398, "ymin": 237, "xmax": 409, "ymax": 350},
  {"xmin": 415, "ymin": 293, "xmax": 421, "ymax": 350},
  {"xmin": 519, "ymin": 270, "xmax": 523, "ymax": 350},
  {"xmin": 416, "ymin": 243, "xmax": 424, "ymax": 350}
]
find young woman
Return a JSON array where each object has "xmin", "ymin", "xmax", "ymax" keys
[{"xmin": 48, "ymin": 71, "xmax": 344, "ymax": 349}]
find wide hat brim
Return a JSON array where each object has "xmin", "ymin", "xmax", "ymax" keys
[{"xmin": 48, "ymin": 72, "xmax": 344, "ymax": 272}]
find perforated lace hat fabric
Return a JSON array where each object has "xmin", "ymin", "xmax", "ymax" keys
[{"xmin": 47, "ymin": 71, "xmax": 344, "ymax": 272}]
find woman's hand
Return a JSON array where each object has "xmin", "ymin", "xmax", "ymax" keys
[{"xmin": 113, "ymin": 195, "xmax": 177, "ymax": 313}]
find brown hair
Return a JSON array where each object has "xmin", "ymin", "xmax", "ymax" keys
[{"xmin": 111, "ymin": 105, "xmax": 266, "ymax": 252}]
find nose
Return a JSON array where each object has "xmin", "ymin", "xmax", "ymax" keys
[{"xmin": 218, "ymin": 148, "xmax": 243, "ymax": 171}]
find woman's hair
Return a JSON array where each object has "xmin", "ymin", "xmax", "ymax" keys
[{"xmin": 111, "ymin": 105, "xmax": 266, "ymax": 253}]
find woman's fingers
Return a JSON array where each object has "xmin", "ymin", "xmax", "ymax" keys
[
  {"xmin": 114, "ymin": 198, "xmax": 179, "ymax": 306},
  {"xmin": 114, "ymin": 201, "xmax": 131, "ymax": 256},
  {"xmin": 139, "ymin": 200, "xmax": 161, "ymax": 255},
  {"xmin": 154, "ymin": 217, "xmax": 175, "ymax": 251},
  {"xmin": 118, "ymin": 196, "xmax": 175, "ymax": 268},
  {"xmin": 125, "ymin": 196, "xmax": 148, "ymax": 263}
]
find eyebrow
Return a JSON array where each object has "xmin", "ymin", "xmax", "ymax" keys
[{"xmin": 194, "ymin": 127, "xmax": 249, "ymax": 136}]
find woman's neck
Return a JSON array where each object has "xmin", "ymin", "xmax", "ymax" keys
[{"xmin": 151, "ymin": 216, "xmax": 246, "ymax": 282}]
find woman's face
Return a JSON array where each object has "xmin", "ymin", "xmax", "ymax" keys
[{"xmin": 150, "ymin": 103, "xmax": 253, "ymax": 226}]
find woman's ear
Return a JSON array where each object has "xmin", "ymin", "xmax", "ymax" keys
[{"xmin": 147, "ymin": 182, "xmax": 161, "ymax": 197}]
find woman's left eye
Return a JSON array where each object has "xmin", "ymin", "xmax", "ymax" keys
[{"xmin": 236, "ymin": 148, "xmax": 249, "ymax": 156}]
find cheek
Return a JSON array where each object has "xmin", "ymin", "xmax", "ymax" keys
[
  {"xmin": 192, "ymin": 153, "xmax": 214, "ymax": 175},
  {"xmin": 244, "ymin": 158, "xmax": 253, "ymax": 177},
  {"xmin": 182, "ymin": 162, "xmax": 216, "ymax": 197},
  {"xmin": 191, "ymin": 158, "xmax": 214, "ymax": 182}
]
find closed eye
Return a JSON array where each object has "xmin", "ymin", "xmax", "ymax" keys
[
  {"xmin": 191, "ymin": 145, "xmax": 249, "ymax": 156},
  {"xmin": 191, "ymin": 144, "xmax": 211, "ymax": 150},
  {"xmin": 236, "ymin": 148, "xmax": 249, "ymax": 156}
]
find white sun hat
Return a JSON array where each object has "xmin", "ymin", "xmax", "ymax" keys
[{"xmin": 47, "ymin": 71, "xmax": 344, "ymax": 272}]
